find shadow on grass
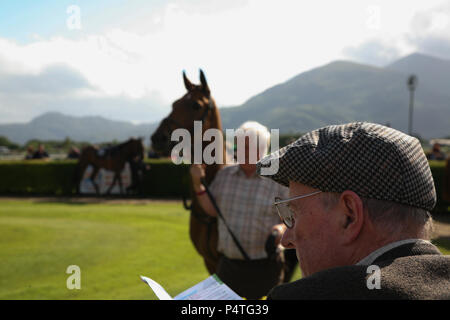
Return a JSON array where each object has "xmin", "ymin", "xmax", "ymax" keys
[
  {"xmin": 29, "ymin": 196, "xmax": 182, "ymax": 206},
  {"xmin": 34, "ymin": 200, "xmax": 89, "ymax": 205},
  {"xmin": 21, "ymin": 195, "xmax": 133, "ymax": 205}
]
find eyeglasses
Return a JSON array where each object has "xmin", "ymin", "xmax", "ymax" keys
[{"xmin": 274, "ymin": 191, "xmax": 322, "ymax": 228}]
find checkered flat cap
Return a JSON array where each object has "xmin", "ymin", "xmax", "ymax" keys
[{"xmin": 257, "ymin": 122, "xmax": 436, "ymax": 211}]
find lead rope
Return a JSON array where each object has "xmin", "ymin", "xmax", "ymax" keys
[{"xmin": 200, "ymin": 177, "xmax": 251, "ymax": 261}]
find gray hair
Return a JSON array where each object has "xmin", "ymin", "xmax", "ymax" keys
[
  {"xmin": 320, "ymin": 192, "xmax": 434, "ymax": 240},
  {"xmin": 237, "ymin": 121, "xmax": 271, "ymax": 156}
]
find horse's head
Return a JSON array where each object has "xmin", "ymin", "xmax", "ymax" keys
[{"xmin": 151, "ymin": 69, "xmax": 218, "ymax": 157}]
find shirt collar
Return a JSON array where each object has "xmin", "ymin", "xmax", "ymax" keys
[
  {"xmin": 355, "ymin": 239, "xmax": 432, "ymax": 266},
  {"xmin": 230, "ymin": 164, "xmax": 260, "ymax": 179}
]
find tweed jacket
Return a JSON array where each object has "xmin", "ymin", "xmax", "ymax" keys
[{"xmin": 267, "ymin": 241, "xmax": 450, "ymax": 299}]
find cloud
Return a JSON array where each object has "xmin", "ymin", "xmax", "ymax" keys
[
  {"xmin": 342, "ymin": 1, "xmax": 450, "ymax": 66},
  {"xmin": 0, "ymin": 59, "xmax": 169, "ymax": 124},
  {"xmin": 0, "ymin": 0, "xmax": 349, "ymax": 119},
  {"xmin": 173, "ymin": 0, "xmax": 249, "ymax": 15},
  {"xmin": 0, "ymin": 64, "xmax": 94, "ymax": 95},
  {"xmin": 3, "ymin": 0, "xmax": 450, "ymax": 126},
  {"xmin": 342, "ymin": 39, "xmax": 403, "ymax": 66},
  {"xmin": 407, "ymin": 2, "xmax": 450, "ymax": 59},
  {"xmin": 0, "ymin": 87, "xmax": 168, "ymax": 125}
]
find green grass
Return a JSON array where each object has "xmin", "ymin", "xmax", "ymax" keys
[
  {"xmin": 0, "ymin": 200, "xmax": 211, "ymax": 299},
  {"xmin": 0, "ymin": 200, "xmax": 447, "ymax": 300},
  {"xmin": 432, "ymin": 238, "xmax": 450, "ymax": 255}
]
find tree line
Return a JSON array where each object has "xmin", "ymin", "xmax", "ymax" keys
[{"xmin": 0, "ymin": 136, "xmax": 125, "ymax": 154}]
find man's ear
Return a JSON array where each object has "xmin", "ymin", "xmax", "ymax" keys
[{"xmin": 337, "ymin": 190, "xmax": 364, "ymax": 244}]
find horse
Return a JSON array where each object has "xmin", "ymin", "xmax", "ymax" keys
[
  {"xmin": 75, "ymin": 138, "xmax": 145, "ymax": 195},
  {"xmin": 151, "ymin": 69, "xmax": 225, "ymax": 274},
  {"xmin": 126, "ymin": 158, "xmax": 150, "ymax": 195}
]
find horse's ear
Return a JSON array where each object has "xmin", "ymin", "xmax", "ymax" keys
[
  {"xmin": 199, "ymin": 69, "xmax": 210, "ymax": 96},
  {"xmin": 183, "ymin": 70, "xmax": 194, "ymax": 91}
]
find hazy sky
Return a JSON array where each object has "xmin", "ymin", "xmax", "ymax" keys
[{"xmin": 1, "ymin": 0, "xmax": 449, "ymax": 124}]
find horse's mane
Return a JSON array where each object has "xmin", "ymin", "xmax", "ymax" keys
[
  {"xmin": 117, "ymin": 138, "xmax": 140, "ymax": 148},
  {"xmin": 117, "ymin": 140, "xmax": 130, "ymax": 148}
]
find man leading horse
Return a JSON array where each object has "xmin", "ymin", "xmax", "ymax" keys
[{"xmin": 151, "ymin": 72, "xmax": 291, "ymax": 299}]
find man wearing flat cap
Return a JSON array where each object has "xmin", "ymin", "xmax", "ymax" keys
[{"xmin": 257, "ymin": 122, "xmax": 450, "ymax": 299}]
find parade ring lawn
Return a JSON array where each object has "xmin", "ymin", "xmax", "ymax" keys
[
  {"xmin": 1, "ymin": 200, "xmax": 447, "ymax": 300},
  {"xmin": 0, "ymin": 200, "xmax": 215, "ymax": 300}
]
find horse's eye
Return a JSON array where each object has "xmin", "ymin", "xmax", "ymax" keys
[{"xmin": 192, "ymin": 101, "xmax": 201, "ymax": 110}]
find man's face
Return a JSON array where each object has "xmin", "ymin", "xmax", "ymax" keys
[
  {"xmin": 280, "ymin": 181, "xmax": 343, "ymax": 277},
  {"xmin": 238, "ymin": 136, "xmax": 261, "ymax": 172}
]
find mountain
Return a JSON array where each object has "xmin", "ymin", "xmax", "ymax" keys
[
  {"xmin": 220, "ymin": 53, "xmax": 450, "ymax": 139},
  {"xmin": 2, "ymin": 53, "xmax": 449, "ymax": 144},
  {"xmin": 386, "ymin": 52, "xmax": 450, "ymax": 96},
  {"xmin": 0, "ymin": 112, "xmax": 158, "ymax": 145}
]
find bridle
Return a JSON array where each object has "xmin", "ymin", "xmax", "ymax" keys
[
  {"xmin": 163, "ymin": 95, "xmax": 214, "ymax": 134},
  {"xmin": 165, "ymin": 94, "xmax": 216, "ymax": 214}
]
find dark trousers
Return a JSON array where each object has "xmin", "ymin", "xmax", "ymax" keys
[{"xmin": 216, "ymin": 255, "xmax": 284, "ymax": 299}]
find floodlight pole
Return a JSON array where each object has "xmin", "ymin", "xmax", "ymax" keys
[{"xmin": 407, "ymin": 75, "xmax": 417, "ymax": 136}]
